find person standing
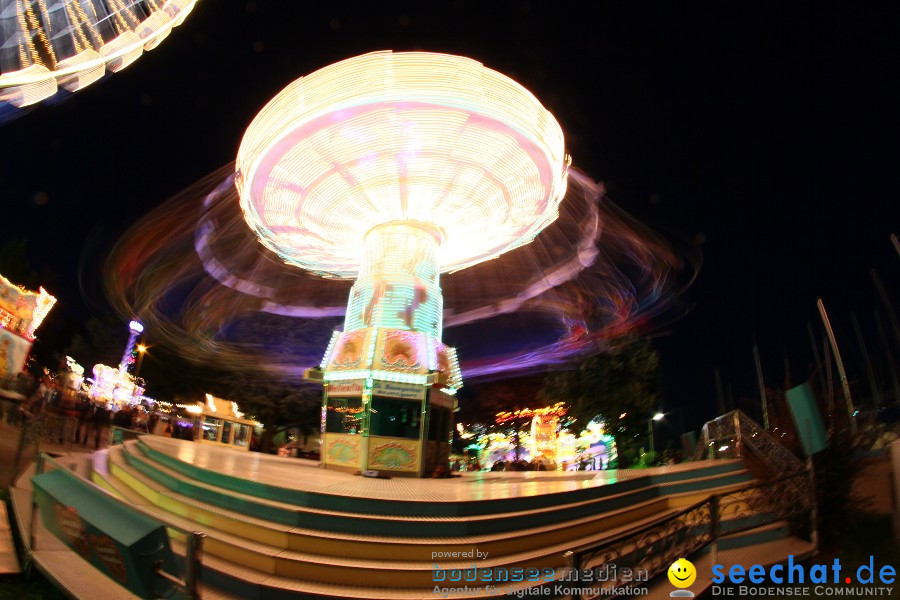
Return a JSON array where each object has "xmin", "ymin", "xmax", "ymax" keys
[
  {"xmin": 18, "ymin": 375, "xmax": 48, "ymax": 422},
  {"xmin": 92, "ymin": 403, "xmax": 110, "ymax": 449},
  {"xmin": 75, "ymin": 395, "xmax": 94, "ymax": 444}
]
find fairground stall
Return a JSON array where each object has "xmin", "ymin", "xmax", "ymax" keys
[
  {"xmin": 177, "ymin": 394, "xmax": 259, "ymax": 451},
  {"xmin": 86, "ymin": 320, "xmax": 148, "ymax": 407},
  {"xmin": 0, "ymin": 273, "xmax": 56, "ymax": 388},
  {"xmin": 475, "ymin": 405, "xmax": 618, "ymax": 471}
]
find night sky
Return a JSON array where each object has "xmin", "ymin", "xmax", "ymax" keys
[{"xmin": 2, "ymin": 2, "xmax": 898, "ymax": 434}]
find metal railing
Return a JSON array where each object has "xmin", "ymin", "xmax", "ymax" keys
[
  {"xmin": 693, "ymin": 410, "xmax": 805, "ymax": 473},
  {"xmin": 0, "ymin": 396, "xmax": 25, "ymax": 424},
  {"xmin": 29, "ymin": 452, "xmax": 205, "ymax": 599},
  {"xmin": 0, "ymin": 376, "xmax": 31, "ymax": 397},
  {"xmin": 151, "ymin": 531, "xmax": 206, "ymax": 600},
  {"xmin": 561, "ymin": 470, "xmax": 816, "ymax": 599},
  {"xmin": 12, "ymin": 413, "xmax": 82, "ymax": 479},
  {"xmin": 110, "ymin": 425, "xmax": 149, "ymax": 446}
]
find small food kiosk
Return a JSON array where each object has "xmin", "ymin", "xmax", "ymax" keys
[{"xmin": 186, "ymin": 394, "xmax": 258, "ymax": 451}]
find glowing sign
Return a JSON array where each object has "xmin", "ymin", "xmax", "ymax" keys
[{"xmin": 495, "ymin": 402, "xmax": 567, "ymax": 425}]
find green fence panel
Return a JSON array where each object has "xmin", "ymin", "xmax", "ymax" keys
[
  {"xmin": 32, "ymin": 468, "xmax": 181, "ymax": 599},
  {"xmin": 786, "ymin": 382, "xmax": 827, "ymax": 457}
]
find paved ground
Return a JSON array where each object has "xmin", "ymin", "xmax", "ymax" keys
[
  {"xmin": 853, "ymin": 454, "xmax": 894, "ymax": 514},
  {"xmin": 0, "ymin": 502, "xmax": 19, "ymax": 574},
  {"xmin": 0, "ymin": 419, "xmax": 97, "ymax": 579}
]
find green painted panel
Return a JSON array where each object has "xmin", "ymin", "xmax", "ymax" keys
[
  {"xmin": 32, "ymin": 468, "xmax": 183, "ymax": 599},
  {"xmin": 786, "ymin": 382, "xmax": 827, "ymax": 456}
]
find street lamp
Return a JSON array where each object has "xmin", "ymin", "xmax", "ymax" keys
[
  {"xmin": 648, "ymin": 412, "xmax": 664, "ymax": 455},
  {"xmin": 135, "ymin": 344, "xmax": 147, "ymax": 379}
]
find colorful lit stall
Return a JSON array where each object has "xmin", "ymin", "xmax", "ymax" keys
[
  {"xmin": 560, "ymin": 420, "xmax": 618, "ymax": 471},
  {"xmin": 89, "ymin": 364, "xmax": 144, "ymax": 405},
  {"xmin": 310, "ymin": 334, "xmax": 460, "ymax": 476},
  {"xmin": 64, "ymin": 356, "xmax": 85, "ymax": 392},
  {"xmin": 484, "ymin": 405, "xmax": 618, "ymax": 471},
  {"xmin": 87, "ymin": 320, "xmax": 148, "ymax": 406},
  {"xmin": 0, "ymin": 273, "xmax": 56, "ymax": 384},
  {"xmin": 493, "ymin": 403, "xmax": 567, "ymax": 467},
  {"xmin": 182, "ymin": 394, "xmax": 258, "ymax": 451},
  {"xmin": 530, "ymin": 411, "xmax": 563, "ymax": 465}
]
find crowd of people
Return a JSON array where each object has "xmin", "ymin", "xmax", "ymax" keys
[
  {"xmin": 489, "ymin": 457, "xmax": 557, "ymax": 471},
  {"xmin": 9, "ymin": 371, "xmax": 155, "ymax": 449},
  {"xmin": 450, "ymin": 456, "xmax": 559, "ymax": 472}
]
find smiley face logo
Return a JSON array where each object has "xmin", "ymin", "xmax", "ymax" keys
[{"xmin": 668, "ymin": 558, "xmax": 696, "ymax": 588}]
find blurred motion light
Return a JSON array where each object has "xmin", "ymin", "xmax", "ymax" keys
[
  {"xmin": 237, "ymin": 51, "xmax": 569, "ymax": 391},
  {"xmin": 0, "ymin": 0, "xmax": 198, "ymax": 108},
  {"xmin": 236, "ymin": 50, "xmax": 569, "ymax": 278}
]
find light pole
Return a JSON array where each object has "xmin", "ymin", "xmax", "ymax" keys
[
  {"xmin": 648, "ymin": 412, "xmax": 664, "ymax": 455},
  {"xmin": 119, "ymin": 320, "xmax": 144, "ymax": 374},
  {"xmin": 135, "ymin": 344, "xmax": 147, "ymax": 379}
]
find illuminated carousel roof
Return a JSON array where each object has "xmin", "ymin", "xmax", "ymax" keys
[
  {"xmin": 0, "ymin": 0, "xmax": 197, "ymax": 107},
  {"xmin": 236, "ymin": 51, "xmax": 569, "ymax": 278}
]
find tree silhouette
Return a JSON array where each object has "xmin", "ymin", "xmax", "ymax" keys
[
  {"xmin": 458, "ymin": 375, "xmax": 546, "ymax": 427},
  {"xmin": 539, "ymin": 337, "xmax": 660, "ymax": 465},
  {"xmin": 0, "ymin": 239, "xmax": 35, "ymax": 286},
  {"xmin": 207, "ymin": 373, "xmax": 322, "ymax": 452}
]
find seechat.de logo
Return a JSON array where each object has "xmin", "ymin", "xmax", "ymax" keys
[{"xmin": 668, "ymin": 558, "xmax": 697, "ymax": 597}]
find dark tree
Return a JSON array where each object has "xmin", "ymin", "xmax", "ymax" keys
[
  {"xmin": 458, "ymin": 375, "xmax": 546, "ymax": 427},
  {"xmin": 0, "ymin": 239, "xmax": 35, "ymax": 286},
  {"xmin": 208, "ymin": 374, "xmax": 322, "ymax": 453},
  {"xmin": 56, "ymin": 312, "xmax": 138, "ymax": 379},
  {"xmin": 539, "ymin": 337, "xmax": 661, "ymax": 465}
]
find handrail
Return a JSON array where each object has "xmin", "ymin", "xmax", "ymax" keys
[
  {"xmin": 565, "ymin": 469, "xmax": 809, "ymax": 558},
  {"xmin": 30, "ymin": 451, "xmax": 205, "ymax": 599},
  {"xmin": 693, "ymin": 410, "xmax": 804, "ymax": 473},
  {"xmin": 13, "ymin": 413, "xmax": 83, "ymax": 481},
  {"xmin": 110, "ymin": 425, "xmax": 149, "ymax": 445},
  {"xmin": 561, "ymin": 469, "xmax": 816, "ymax": 600}
]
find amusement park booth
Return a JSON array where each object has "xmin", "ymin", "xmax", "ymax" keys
[
  {"xmin": 300, "ymin": 222, "xmax": 464, "ymax": 478},
  {"xmin": 312, "ymin": 374, "xmax": 456, "ymax": 477},
  {"xmin": 0, "ymin": 273, "xmax": 56, "ymax": 385},
  {"xmin": 188, "ymin": 394, "xmax": 258, "ymax": 451},
  {"xmin": 87, "ymin": 321, "xmax": 148, "ymax": 408}
]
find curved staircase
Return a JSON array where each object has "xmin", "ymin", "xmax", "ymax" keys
[{"xmin": 85, "ymin": 437, "xmax": 759, "ymax": 598}]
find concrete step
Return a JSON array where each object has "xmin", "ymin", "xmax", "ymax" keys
[
  {"xmin": 136, "ymin": 437, "xmax": 749, "ymax": 517},
  {"xmin": 106, "ymin": 443, "xmax": 772, "ymax": 592},
  {"xmin": 176, "ymin": 522, "xmax": 810, "ymax": 600},
  {"xmin": 113, "ymin": 441, "xmax": 758, "ymax": 552},
  {"xmin": 106, "ymin": 444, "xmax": 699, "ymax": 587},
  {"xmin": 107, "ymin": 449, "xmax": 673, "ymax": 561},
  {"xmin": 124, "ymin": 440, "xmax": 752, "ymax": 538},
  {"xmin": 13, "ymin": 446, "xmax": 801, "ymax": 600},
  {"xmin": 0, "ymin": 502, "xmax": 21, "ymax": 575}
]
